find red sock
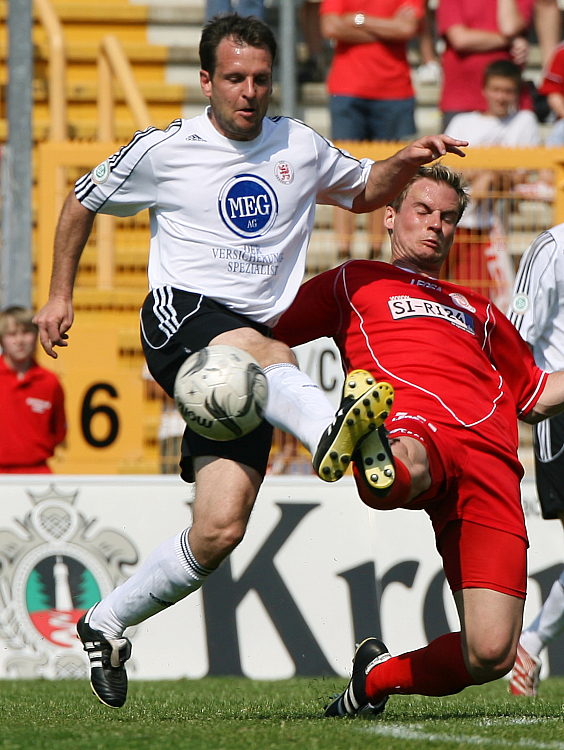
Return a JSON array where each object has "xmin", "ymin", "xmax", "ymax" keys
[
  {"xmin": 365, "ymin": 632, "xmax": 475, "ymax": 702},
  {"xmin": 353, "ymin": 457, "xmax": 412, "ymax": 510}
]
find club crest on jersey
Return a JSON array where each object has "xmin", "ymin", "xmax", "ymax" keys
[
  {"xmin": 389, "ymin": 296, "xmax": 475, "ymax": 334},
  {"xmin": 511, "ymin": 293, "xmax": 529, "ymax": 314},
  {"xmin": 275, "ymin": 161, "xmax": 294, "ymax": 184},
  {"xmin": 449, "ymin": 292, "xmax": 476, "ymax": 313},
  {"xmin": 218, "ymin": 174, "xmax": 278, "ymax": 238},
  {"xmin": 91, "ymin": 159, "xmax": 110, "ymax": 185}
]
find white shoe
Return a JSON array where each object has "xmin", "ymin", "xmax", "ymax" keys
[{"xmin": 508, "ymin": 643, "xmax": 541, "ymax": 697}]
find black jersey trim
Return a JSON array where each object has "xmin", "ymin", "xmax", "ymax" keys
[
  {"xmin": 75, "ymin": 119, "xmax": 183, "ymax": 205},
  {"xmin": 507, "ymin": 232, "xmax": 554, "ymax": 329}
]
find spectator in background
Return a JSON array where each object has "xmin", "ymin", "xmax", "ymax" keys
[
  {"xmin": 0, "ymin": 306, "xmax": 66, "ymax": 473},
  {"xmin": 320, "ymin": 0, "xmax": 425, "ymax": 261},
  {"xmin": 507, "ymin": 224, "xmax": 564, "ymax": 696},
  {"xmin": 538, "ymin": 41, "xmax": 564, "ymax": 144},
  {"xmin": 413, "ymin": 0, "xmax": 442, "ymax": 86},
  {"xmin": 437, "ymin": 0, "xmax": 534, "ymax": 131},
  {"xmin": 205, "ymin": 0, "xmax": 264, "ymax": 21},
  {"xmin": 534, "ymin": 0, "xmax": 562, "ymax": 66},
  {"xmin": 444, "ymin": 59, "xmax": 540, "ymax": 300},
  {"xmin": 298, "ymin": 0, "xmax": 328, "ymax": 83}
]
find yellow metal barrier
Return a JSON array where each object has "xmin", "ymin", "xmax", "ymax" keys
[
  {"xmin": 34, "ymin": 0, "xmax": 67, "ymax": 141},
  {"xmin": 35, "ymin": 142, "xmax": 564, "ymax": 474}
]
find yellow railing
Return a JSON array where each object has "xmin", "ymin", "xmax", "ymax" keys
[
  {"xmin": 34, "ymin": 0, "xmax": 67, "ymax": 141},
  {"xmin": 96, "ymin": 35, "xmax": 152, "ymax": 288},
  {"xmin": 335, "ymin": 142, "xmax": 564, "ymax": 221},
  {"xmin": 97, "ymin": 34, "xmax": 151, "ymax": 141}
]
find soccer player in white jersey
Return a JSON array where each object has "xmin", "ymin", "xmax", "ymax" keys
[
  {"xmin": 507, "ymin": 225, "xmax": 564, "ymax": 696},
  {"xmin": 34, "ymin": 13, "xmax": 466, "ymax": 708}
]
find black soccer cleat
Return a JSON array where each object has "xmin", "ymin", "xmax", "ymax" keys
[
  {"xmin": 324, "ymin": 637, "xmax": 391, "ymax": 718},
  {"xmin": 313, "ymin": 371, "xmax": 394, "ymax": 483},
  {"xmin": 353, "ymin": 424, "xmax": 396, "ymax": 495},
  {"xmin": 77, "ymin": 611, "xmax": 132, "ymax": 708}
]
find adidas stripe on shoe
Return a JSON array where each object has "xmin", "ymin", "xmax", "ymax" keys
[
  {"xmin": 324, "ymin": 637, "xmax": 391, "ymax": 718},
  {"xmin": 508, "ymin": 643, "xmax": 541, "ymax": 697},
  {"xmin": 77, "ymin": 611, "xmax": 132, "ymax": 708}
]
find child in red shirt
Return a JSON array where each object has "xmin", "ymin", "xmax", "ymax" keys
[{"xmin": 0, "ymin": 306, "xmax": 66, "ymax": 473}]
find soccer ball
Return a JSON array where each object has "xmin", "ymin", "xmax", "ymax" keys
[{"xmin": 174, "ymin": 345, "xmax": 268, "ymax": 441}]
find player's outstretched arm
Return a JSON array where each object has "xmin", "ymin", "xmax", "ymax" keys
[
  {"xmin": 34, "ymin": 191, "xmax": 96, "ymax": 358},
  {"xmin": 523, "ymin": 371, "xmax": 564, "ymax": 423},
  {"xmin": 352, "ymin": 134, "xmax": 468, "ymax": 214}
]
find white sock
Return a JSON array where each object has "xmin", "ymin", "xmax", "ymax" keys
[
  {"xmin": 89, "ymin": 529, "xmax": 212, "ymax": 638},
  {"xmin": 263, "ymin": 363, "xmax": 335, "ymax": 454},
  {"xmin": 520, "ymin": 570, "xmax": 564, "ymax": 656}
]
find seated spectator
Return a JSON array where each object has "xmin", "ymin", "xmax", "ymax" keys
[
  {"xmin": 539, "ymin": 42, "xmax": 564, "ymax": 144},
  {"xmin": 0, "ymin": 306, "xmax": 66, "ymax": 473},
  {"xmin": 444, "ymin": 60, "xmax": 541, "ymax": 300},
  {"xmin": 437, "ymin": 0, "xmax": 534, "ymax": 131}
]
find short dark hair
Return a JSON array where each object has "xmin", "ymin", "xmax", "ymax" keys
[
  {"xmin": 199, "ymin": 13, "xmax": 277, "ymax": 77},
  {"xmin": 483, "ymin": 59, "xmax": 522, "ymax": 88},
  {"xmin": 388, "ymin": 164, "xmax": 469, "ymax": 222}
]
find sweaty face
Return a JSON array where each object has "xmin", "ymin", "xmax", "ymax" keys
[
  {"xmin": 200, "ymin": 37, "xmax": 273, "ymax": 141},
  {"xmin": 1, "ymin": 320, "xmax": 37, "ymax": 368},
  {"xmin": 385, "ymin": 179, "xmax": 461, "ymax": 275},
  {"xmin": 483, "ymin": 75, "xmax": 520, "ymax": 119}
]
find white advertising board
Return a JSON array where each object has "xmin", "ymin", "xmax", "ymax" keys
[{"xmin": 0, "ymin": 475, "xmax": 561, "ymax": 680}]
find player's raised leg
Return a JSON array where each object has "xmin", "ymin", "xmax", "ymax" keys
[{"xmin": 210, "ymin": 328, "xmax": 395, "ymax": 483}]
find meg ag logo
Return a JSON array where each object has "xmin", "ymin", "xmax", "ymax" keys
[{"xmin": 218, "ymin": 174, "xmax": 278, "ymax": 238}]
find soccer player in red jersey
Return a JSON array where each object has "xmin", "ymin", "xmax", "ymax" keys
[{"xmin": 274, "ymin": 163, "xmax": 564, "ymax": 716}]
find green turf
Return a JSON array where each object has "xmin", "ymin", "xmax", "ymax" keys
[{"xmin": 0, "ymin": 677, "xmax": 563, "ymax": 750}]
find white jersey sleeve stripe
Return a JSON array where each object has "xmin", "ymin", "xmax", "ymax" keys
[
  {"xmin": 75, "ymin": 120, "xmax": 182, "ymax": 205},
  {"xmin": 508, "ymin": 233, "xmax": 553, "ymax": 330}
]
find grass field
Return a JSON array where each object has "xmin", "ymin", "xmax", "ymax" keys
[{"xmin": 1, "ymin": 677, "xmax": 563, "ymax": 750}]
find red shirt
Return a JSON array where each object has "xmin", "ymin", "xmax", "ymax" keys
[
  {"xmin": 539, "ymin": 43, "xmax": 564, "ymax": 96},
  {"xmin": 0, "ymin": 356, "xmax": 67, "ymax": 470},
  {"xmin": 275, "ymin": 261, "xmax": 546, "ymax": 534},
  {"xmin": 321, "ymin": 0, "xmax": 424, "ymax": 99},
  {"xmin": 437, "ymin": 0, "xmax": 534, "ymax": 113}
]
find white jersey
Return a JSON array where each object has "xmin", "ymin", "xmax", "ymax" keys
[
  {"xmin": 508, "ymin": 222, "xmax": 564, "ymax": 372},
  {"xmin": 445, "ymin": 110, "xmax": 541, "ymax": 149},
  {"xmin": 445, "ymin": 110, "xmax": 541, "ymax": 230},
  {"xmin": 75, "ymin": 108, "xmax": 373, "ymax": 326}
]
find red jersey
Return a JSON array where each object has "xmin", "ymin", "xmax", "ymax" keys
[
  {"xmin": 0, "ymin": 356, "xmax": 67, "ymax": 470},
  {"xmin": 320, "ymin": 0, "xmax": 424, "ymax": 99},
  {"xmin": 437, "ymin": 0, "xmax": 534, "ymax": 113},
  {"xmin": 275, "ymin": 261, "xmax": 547, "ymax": 537},
  {"xmin": 539, "ymin": 43, "xmax": 564, "ymax": 96}
]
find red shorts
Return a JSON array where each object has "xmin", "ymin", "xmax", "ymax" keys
[
  {"xmin": 438, "ymin": 519, "xmax": 527, "ymax": 599},
  {"xmin": 373, "ymin": 412, "xmax": 528, "ymax": 598},
  {"xmin": 387, "ymin": 412, "xmax": 527, "ymax": 542}
]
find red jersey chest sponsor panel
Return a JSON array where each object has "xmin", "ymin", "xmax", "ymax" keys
[
  {"xmin": 0, "ymin": 358, "xmax": 66, "ymax": 468},
  {"xmin": 276, "ymin": 261, "xmax": 546, "ymax": 447}
]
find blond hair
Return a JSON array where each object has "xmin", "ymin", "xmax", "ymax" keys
[
  {"xmin": 388, "ymin": 164, "xmax": 469, "ymax": 222},
  {"xmin": 0, "ymin": 305, "xmax": 38, "ymax": 340}
]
